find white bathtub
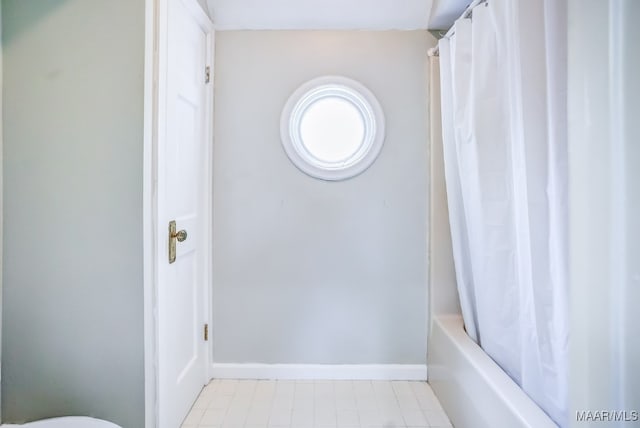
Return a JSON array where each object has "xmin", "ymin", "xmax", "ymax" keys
[
  {"xmin": 428, "ymin": 315, "xmax": 557, "ymax": 428},
  {"xmin": 0, "ymin": 417, "xmax": 120, "ymax": 428}
]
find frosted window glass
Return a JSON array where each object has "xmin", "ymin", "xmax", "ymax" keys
[{"xmin": 299, "ymin": 97, "xmax": 366, "ymax": 163}]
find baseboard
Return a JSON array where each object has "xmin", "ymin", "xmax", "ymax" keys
[{"xmin": 210, "ymin": 363, "xmax": 427, "ymax": 380}]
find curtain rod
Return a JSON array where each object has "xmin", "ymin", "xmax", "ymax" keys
[{"xmin": 428, "ymin": 0, "xmax": 488, "ymax": 57}]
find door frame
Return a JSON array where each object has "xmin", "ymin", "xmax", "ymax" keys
[
  {"xmin": 0, "ymin": 5, "xmax": 4, "ymax": 422},
  {"xmin": 143, "ymin": 1, "xmax": 215, "ymax": 427}
]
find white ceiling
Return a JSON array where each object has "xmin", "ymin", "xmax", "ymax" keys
[{"xmin": 206, "ymin": 0, "xmax": 469, "ymax": 30}]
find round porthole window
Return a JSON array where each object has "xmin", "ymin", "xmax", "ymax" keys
[{"xmin": 280, "ymin": 76, "xmax": 385, "ymax": 181}]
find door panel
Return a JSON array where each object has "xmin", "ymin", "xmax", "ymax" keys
[{"xmin": 158, "ymin": 0, "xmax": 209, "ymax": 427}]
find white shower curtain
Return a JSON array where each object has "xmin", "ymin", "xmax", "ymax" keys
[{"xmin": 438, "ymin": 0, "xmax": 569, "ymax": 426}]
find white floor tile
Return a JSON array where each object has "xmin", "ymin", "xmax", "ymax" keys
[
  {"xmin": 402, "ymin": 409, "xmax": 428, "ymax": 426},
  {"xmin": 356, "ymin": 396, "xmax": 377, "ymax": 409},
  {"xmin": 337, "ymin": 409, "xmax": 359, "ymax": 426},
  {"xmin": 182, "ymin": 408, "xmax": 205, "ymax": 425},
  {"xmin": 397, "ymin": 393, "xmax": 420, "ymax": 410},
  {"xmin": 424, "ymin": 408, "xmax": 453, "ymax": 427},
  {"xmin": 291, "ymin": 408, "xmax": 314, "ymax": 425},
  {"xmin": 295, "ymin": 383, "xmax": 315, "ymax": 396},
  {"xmin": 255, "ymin": 380, "xmax": 276, "ymax": 395},
  {"xmin": 379, "ymin": 408, "xmax": 405, "ymax": 426},
  {"xmin": 335, "ymin": 396, "xmax": 357, "ymax": 410},
  {"xmin": 215, "ymin": 380, "xmax": 238, "ymax": 396},
  {"xmin": 353, "ymin": 381, "xmax": 374, "ymax": 395},
  {"xmin": 180, "ymin": 379, "xmax": 452, "ymax": 428},
  {"xmin": 314, "ymin": 381, "xmax": 334, "ymax": 397},
  {"xmin": 333, "ymin": 381, "xmax": 353, "ymax": 393},
  {"xmin": 358, "ymin": 407, "xmax": 382, "ymax": 426},
  {"xmin": 271, "ymin": 395, "xmax": 294, "ymax": 408},
  {"xmin": 293, "ymin": 397, "xmax": 314, "ymax": 409},
  {"xmin": 268, "ymin": 407, "xmax": 292, "ymax": 426},
  {"xmin": 200, "ymin": 408, "xmax": 226, "ymax": 426},
  {"xmin": 208, "ymin": 395, "xmax": 232, "ymax": 409},
  {"xmin": 314, "ymin": 409, "xmax": 337, "ymax": 426},
  {"xmin": 372, "ymin": 381, "xmax": 395, "ymax": 395},
  {"xmin": 228, "ymin": 399, "xmax": 252, "ymax": 411},
  {"xmin": 245, "ymin": 406, "xmax": 271, "ymax": 425},
  {"xmin": 275, "ymin": 381, "xmax": 295, "ymax": 395},
  {"xmin": 391, "ymin": 381, "xmax": 413, "ymax": 396},
  {"xmin": 223, "ymin": 408, "xmax": 248, "ymax": 425},
  {"xmin": 192, "ymin": 393, "xmax": 214, "ymax": 409}
]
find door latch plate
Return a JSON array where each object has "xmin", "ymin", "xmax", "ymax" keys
[
  {"xmin": 169, "ymin": 220, "xmax": 188, "ymax": 264},
  {"xmin": 169, "ymin": 220, "xmax": 177, "ymax": 264}
]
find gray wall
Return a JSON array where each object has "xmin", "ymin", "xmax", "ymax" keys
[
  {"xmin": 2, "ymin": 1, "xmax": 145, "ymax": 426},
  {"xmin": 427, "ymin": 55, "xmax": 460, "ymax": 321},
  {"xmin": 213, "ymin": 31, "xmax": 434, "ymax": 364}
]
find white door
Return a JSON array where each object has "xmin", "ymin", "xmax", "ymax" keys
[{"xmin": 157, "ymin": 0, "xmax": 212, "ymax": 427}]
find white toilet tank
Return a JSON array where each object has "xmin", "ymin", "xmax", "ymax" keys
[{"xmin": 1, "ymin": 417, "xmax": 121, "ymax": 428}]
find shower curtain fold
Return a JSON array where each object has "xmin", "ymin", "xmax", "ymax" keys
[{"xmin": 437, "ymin": 0, "xmax": 569, "ymax": 426}]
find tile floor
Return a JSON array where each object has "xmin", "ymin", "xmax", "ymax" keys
[{"xmin": 181, "ymin": 379, "xmax": 453, "ymax": 428}]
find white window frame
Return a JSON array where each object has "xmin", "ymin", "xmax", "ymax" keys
[{"xmin": 280, "ymin": 76, "xmax": 385, "ymax": 181}]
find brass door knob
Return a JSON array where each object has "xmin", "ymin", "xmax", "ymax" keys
[{"xmin": 173, "ymin": 229, "xmax": 188, "ymax": 242}]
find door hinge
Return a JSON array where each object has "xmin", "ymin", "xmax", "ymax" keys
[
  {"xmin": 205, "ymin": 66, "xmax": 211, "ymax": 84},
  {"xmin": 204, "ymin": 323, "xmax": 209, "ymax": 341}
]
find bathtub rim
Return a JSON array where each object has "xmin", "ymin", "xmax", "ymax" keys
[{"xmin": 428, "ymin": 314, "xmax": 558, "ymax": 428}]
